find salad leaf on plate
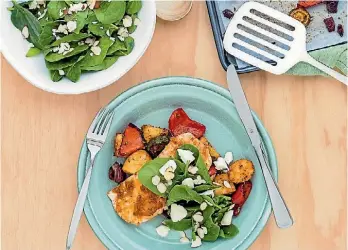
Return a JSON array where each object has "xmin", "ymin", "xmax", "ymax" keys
[
  {"xmin": 94, "ymin": 1, "xmax": 126, "ymax": 24},
  {"xmin": 163, "ymin": 219, "xmax": 192, "ymax": 231},
  {"xmin": 167, "ymin": 185, "xmax": 204, "ymax": 206},
  {"xmin": 126, "ymin": 0, "xmax": 142, "ymax": 15},
  {"xmin": 26, "ymin": 47, "xmax": 41, "ymax": 57},
  {"xmin": 45, "ymin": 44, "xmax": 89, "ymax": 62},
  {"xmin": 219, "ymin": 225, "xmax": 239, "ymax": 239}
]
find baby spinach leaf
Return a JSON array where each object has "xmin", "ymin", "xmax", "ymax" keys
[
  {"xmin": 38, "ymin": 21, "xmax": 57, "ymax": 46},
  {"xmin": 10, "ymin": 1, "xmax": 42, "ymax": 48},
  {"xmin": 167, "ymin": 185, "xmax": 204, "ymax": 206},
  {"xmin": 45, "ymin": 44, "xmax": 89, "ymax": 62},
  {"xmin": 177, "ymin": 144, "xmax": 211, "ymax": 184},
  {"xmin": 194, "ymin": 184, "xmax": 219, "ymax": 193},
  {"xmin": 138, "ymin": 158, "xmax": 185, "ymax": 197},
  {"xmin": 88, "ymin": 23, "xmax": 117, "ymax": 37},
  {"xmin": 126, "ymin": 0, "xmax": 142, "ymax": 15},
  {"xmin": 65, "ymin": 55, "xmax": 85, "ymax": 82},
  {"xmin": 45, "ymin": 56, "xmax": 79, "ymax": 70},
  {"xmin": 65, "ymin": 10, "xmax": 89, "ymax": 34},
  {"xmin": 201, "ymin": 195, "xmax": 221, "ymax": 210},
  {"xmin": 86, "ymin": 11, "xmax": 98, "ymax": 23},
  {"xmin": 113, "ymin": 36, "xmax": 134, "ymax": 56},
  {"xmin": 47, "ymin": 1, "xmax": 67, "ymax": 20},
  {"xmin": 107, "ymin": 38, "xmax": 127, "ymax": 55},
  {"xmin": 26, "ymin": 47, "xmax": 41, "ymax": 57},
  {"xmin": 213, "ymin": 207, "xmax": 229, "ymax": 224},
  {"xmin": 79, "ymin": 37, "xmax": 113, "ymax": 67},
  {"xmin": 49, "ymin": 70, "xmax": 63, "ymax": 82},
  {"xmin": 94, "ymin": 1, "xmax": 126, "ymax": 24},
  {"xmin": 202, "ymin": 206, "xmax": 220, "ymax": 241},
  {"xmin": 213, "ymin": 195, "xmax": 232, "ymax": 207},
  {"xmin": 163, "ymin": 219, "xmax": 192, "ymax": 231},
  {"xmin": 51, "ymin": 33, "xmax": 91, "ymax": 46},
  {"xmin": 80, "ymin": 56, "xmax": 119, "ymax": 71},
  {"xmin": 219, "ymin": 225, "xmax": 239, "ymax": 239}
]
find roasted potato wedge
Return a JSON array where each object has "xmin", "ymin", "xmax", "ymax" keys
[
  {"xmin": 119, "ymin": 123, "xmax": 145, "ymax": 157},
  {"xmin": 200, "ymin": 137, "xmax": 220, "ymax": 160},
  {"xmin": 228, "ymin": 159, "xmax": 255, "ymax": 183},
  {"xmin": 114, "ymin": 133, "xmax": 124, "ymax": 157},
  {"xmin": 213, "ymin": 173, "xmax": 236, "ymax": 195},
  {"xmin": 141, "ymin": 125, "xmax": 170, "ymax": 143},
  {"xmin": 123, "ymin": 150, "xmax": 152, "ymax": 174}
]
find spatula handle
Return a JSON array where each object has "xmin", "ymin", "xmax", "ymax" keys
[{"xmin": 303, "ymin": 54, "xmax": 347, "ymax": 85}]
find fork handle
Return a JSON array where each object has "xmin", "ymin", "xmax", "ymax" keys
[
  {"xmin": 66, "ymin": 161, "xmax": 94, "ymax": 250},
  {"xmin": 255, "ymin": 146, "xmax": 294, "ymax": 228},
  {"xmin": 303, "ymin": 54, "xmax": 348, "ymax": 85}
]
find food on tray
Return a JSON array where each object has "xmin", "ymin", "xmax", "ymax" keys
[
  {"xmin": 326, "ymin": 0, "xmax": 339, "ymax": 13},
  {"xmin": 289, "ymin": 7, "xmax": 311, "ymax": 27},
  {"xmin": 297, "ymin": 0, "xmax": 322, "ymax": 8},
  {"xmin": 8, "ymin": 0, "xmax": 142, "ymax": 82},
  {"xmin": 222, "ymin": 9, "xmax": 234, "ymax": 19},
  {"xmin": 337, "ymin": 24, "xmax": 344, "ymax": 37},
  {"xmin": 107, "ymin": 108, "xmax": 255, "ymax": 247},
  {"xmin": 324, "ymin": 16, "xmax": 336, "ymax": 32}
]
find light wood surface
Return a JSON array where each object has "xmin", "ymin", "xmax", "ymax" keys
[{"xmin": 1, "ymin": 2, "xmax": 347, "ymax": 250}]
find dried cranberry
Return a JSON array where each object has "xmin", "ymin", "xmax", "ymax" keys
[
  {"xmin": 337, "ymin": 24, "xmax": 344, "ymax": 37},
  {"xmin": 223, "ymin": 9, "xmax": 234, "ymax": 19},
  {"xmin": 324, "ymin": 16, "xmax": 335, "ymax": 32},
  {"xmin": 108, "ymin": 162, "xmax": 126, "ymax": 183},
  {"xmin": 326, "ymin": 1, "xmax": 338, "ymax": 13}
]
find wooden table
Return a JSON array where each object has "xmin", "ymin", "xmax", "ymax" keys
[{"xmin": 2, "ymin": 2, "xmax": 347, "ymax": 250}]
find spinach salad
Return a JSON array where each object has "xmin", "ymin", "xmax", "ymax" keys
[{"xmin": 8, "ymin": 0, "xmax": 142, "ymax": 82}]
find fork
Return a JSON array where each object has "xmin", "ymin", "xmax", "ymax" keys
[{"xmin": 66, "ymin": 108, "xmax": 114, "ymax": 250}]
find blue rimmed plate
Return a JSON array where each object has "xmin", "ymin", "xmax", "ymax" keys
[{"xmin": 77, "ymin": 76, "xmax": 277, "ymax": 250}]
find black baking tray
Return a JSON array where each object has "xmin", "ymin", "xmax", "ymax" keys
[{"xmin": 206, "ymin": 0, "xmax": 347, "ymax": 74}]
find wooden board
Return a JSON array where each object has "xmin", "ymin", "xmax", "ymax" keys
[{"xmin": 1, "ymin": 2, "xmax": 346, "ymax": 250}]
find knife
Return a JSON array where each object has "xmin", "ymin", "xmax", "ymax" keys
[{"xmin": 226, "ymin": 65, "xmax": 293, "ymax": 228}]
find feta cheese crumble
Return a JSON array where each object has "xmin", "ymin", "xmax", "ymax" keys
[
  {"xmin": 214, "ymin": 157, "xmax": 229, "ymax": 171},
  {"xmin": 156, "ymin": 225, "xmax": 170, "ymax": 237},
  {"xmin": 159, "ymin": 160, "xmax": 177, "ymax": 175},
  {"xmin": 170, "ymin": 204, "xmax": 187, "ymax": 222},
  {"xmin": 177, "ymin": 149, "xmax": 195, "ymax": 164},
  {"xmin": 193, "ymin": 175, "xmax": 206, "ymax": 185},
  {"xmin": 67, "ymin": 21, "xmax": 77, "ymax": 32},
  {"xmin": 192, "ymin": 212, "xmax": 204, "ymax": 223},
  {"xmin": 151, "ymin": 175, "xmax": 160, "ymax": 185},
  {"xmin": 156, "ymin": 183, "xmax": 167, "ymax": 193},
  {"xmin": 182, "ymin": 178, "xmax": 194, "ymax": 188},
  {"xmin": 122, "ymin": 15, "xmax": 133, "ymax": 28},
  {"xmin": 91, "ymin": 46, "xmax": 101, "ymax": 56},
  {"xmin": 220, "ymin": 210, "xmax": 234, "ymax": 226},
  {"xmin": 188, "ymin": 166, "xmax": 198, "ymax": 175},
  {"xmin": 21, "ymin": 26, "xmax": 29, "ymax": 39}
]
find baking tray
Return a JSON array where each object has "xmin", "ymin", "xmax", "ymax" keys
[{"xmin": 206, "ymin": 0, "xmax": 348, "ymax": 73}]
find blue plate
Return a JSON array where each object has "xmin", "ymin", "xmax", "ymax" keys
[{"xmin": 77, "ymin": 77, "xmax": 278, "ymax": 250}]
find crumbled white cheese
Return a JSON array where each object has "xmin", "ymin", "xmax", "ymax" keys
[
  {"xmin": 21, "ymin": 26, "xmax": 29, "ymax": 39},
  {"xmin": 90, "ymin": 52, "xmax": 94, "ymax": 56},
  {"xmin": 191, "ymin": 236, "xmax": 202, "ymax": 248},
  {"xmin": 200, "ymin": 202, "xmax": 207, "ymax": 211},
  {"xmin": 180, "ymin": 237, "xmax": 190, "ymax": 243},
  {"xmin": 156, "ymin": 183, "xmax": 167, "ymax": 194},
  {"xmin": 58, "ymin": 69, "xmax": 65, "ymax": 76},
  {"xmin": 159, "ymin": 160, "xmax": 177, "ymax": 175},
  {"xmin": 170, "ymin": 204, "xmax": 187, "ymax": 222},
  {"xmin": 122, "ymin": 15, "xmax": 133, "ymax": 28},
  {"xmin": 152, "ymin": 175, "xmax": 160, "ymax": 186},
  {"xmin": 224, "ymin": 181, "xmax": 232, "ymax": 188},
  {"xmin": 93, "ymin": 41, "xmax": 100, "ymax": 47},
  {"xmin": 156, "ymin": 225, "xmax": 170, "ymax": 237},
  {"xmin": 188, "ymin": 166, "xmax": 198, "ymax": 175},
  {"xmin": 85, "ymin": 37, "xmax": 95, "ymax": 46},
  {"xmin": 177, "ymin": 149, "xmax": 195, "ymax": 164},
  {"xmin": 52, "ymin": 47, "xmax": 59, "ymax": 53},
  {"xmin": 67, "ymin": 21, "xmax": 77, "ymax": 32},
  {"xmin": 166, "ymin": 179, "xmax": 173, "ymax": 186},
  {"xmin": 164, "ymin": 171, "xmax": 175, "ymax": 181},
  {"xmin": 214, "ymin": 157, "xmax": 229, "ymax": 171},
  {"xmin": 62, "ymin": 48, "xmax": 73, "ymax": 55},
  {"xmin": 134, "ymin": 17, "xmax": 141, "ymax": 26},
  {"xmin": 193, "ymin": 175, "xmax": 206, "ymax": 185},
  {"xmin": 197, "ymin": 228, "xmax": 205, "ymax": 239},
  {"xmin": 57, "ymin": 24, "xmax": 68, "ymax": 35},
  {"xmin": 182, "ymin": 178, "xmax": 194, "ymax": 189},
  {"xmin": 68, "ymin": 3, "xmax": 86, "ymax": 13},
  {"xmin": 29, "ymin": 0, "xmax": 38, "ymax": 10},
  {"xmin": 199, "ymin": 190, "xmax": 214, "ymax": 197},
  {"xmin": 221, "ymin": 210, "xmax": 234, "ymax": 226},
  {"xmin": 192, "ymin": 212, "xmax": 204, "ymax": 223},
  {"xmin": 117, "ymin": 27, "xmax": 129, "ymax": 37},
  {"xmin": 202, "ymin": 226, "xmax": 208, "ymax": 234},
  {"xmin": 57, "ymin": 43, "xmax": 70, "ymax": 54},
  {"xmin": 224, "ymin": 152, "xmax": 233, "ymax": 165},
  {"xmin": 91, "ymin": 46, "xmax": 101, "ymax": 56}
]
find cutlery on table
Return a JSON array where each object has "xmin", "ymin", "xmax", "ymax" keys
[
  {"xmin": 66, "ymin": 108, "xmax": 114, "ymax": 250},
  {"xmin": 226, "ymin": 64, "xmax": 293, "ymax": 228},
  {"xmin": 223, "ymin": 1, "xmax": 347, "ymax": 85}
]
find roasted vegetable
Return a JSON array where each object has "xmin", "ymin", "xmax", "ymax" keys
[
  {"xmin": 200, "ymin": 137, "xmax": 220, "ymax": 160},
  {"xmin": 324, "ymin": 16, "xmax": 335, "ymax": 32},
  {"xmin": 213, "ymin": 173, "xmax": 236, "ymax": 195},
  {"xmin": 209, "ymin": 165, "xmax": 217, "ymax": 179},
  {"xmin": 297, "ymin": 0, "xmax": 322, "ymax": 8},
  {"xmin": 289, "ymin": 7, "xmax": 311, "ymax": 27},
  {"xmin": 109, "ymin": 162, "xmax": 126, "ymax": 183},
  {"xmin": 123, "ymin": 150, "xmax": 152, "ymax": 174},
  {"xmin": 228, "ymin": 159, "xmax": 255, "ymax": 184},
  {"xmin": 168, "ymin": 108, "xmax": 206, "ymax": 138},
  {"xmin": 141, "ymin": 124, "xmax": 170, "ymax": 143},
  {"xmin": 326, "ymin": 1, "xmax": 338, "ymax": 13},
  {"xmin": 146, "ymin": 135, "xmax": 170, "ymax": 158},
  {"xmin": 232, "ymin": 181, "xmax": 252, "ymax": 216},
  {"xmin": 114, "ymin": 133, "xmax": 124, "ymax": 157},
  {"xmin": 119, "ymin": 123, "xmax": 145, "ymax": 157}
]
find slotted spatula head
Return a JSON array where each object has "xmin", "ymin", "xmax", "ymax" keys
[{"xmin": 223, "ymin": 1, "xmax": 307, "ymax": 74}]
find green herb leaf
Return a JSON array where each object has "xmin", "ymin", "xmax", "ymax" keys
[
  {"xmin": 45, "ymin": 44, "xmax": 89, "ymax": 62},
  {"xmin": 49, "ymin": 70, "xmax": 63, "ymax": 82},
  {"xmin": 38, "ymin": 21, "xmax": 57, "ymax": 46},
  {"xmin": 219, "ymin": 225, "xmax": 239, "ymax": 239},
  {"xmin": 163, "ymin": 219, "xmax": 192, "ymax": 231},
  {"xmin": 194, "ymin": 184, "xmax": 219, "ymax": 193},
  {"xmin": 202, "ymin": 206, "xmax": 220, "ymax": 241},
  {"xmin": 26, "ymin": 47, "xmax": 41, "ymax": 57},
  {"xmin": 65, "ymin": 55, "xmax": 85, "ymax": 82},
  {"xmin": 80, "ymin": 56, "xmax": 119, "ymax": 71},
  {"xmin": 47, "ymin": 1, "xmax": 67, "ymax": 20},
  {"xmin": 10, "ymin": 1, "xmax": 42, "ymax": 48},
  {"xmin": 126, "ymin": 0, "xmax": 142, "ymax": 15},
  {"xmin": 79, "ymin": 37, "xmax": 113, "ymax": 67},
  {"xmin": 167, "ymin": 185, "xmax": 204, "ymax": 206},
  {"xmin": 51, "ymin": 33, "xmax": 91, "ymax": 46},
  {"xmin": 94, "ymin": 1, "xmax": 126, "ymax": 24}
]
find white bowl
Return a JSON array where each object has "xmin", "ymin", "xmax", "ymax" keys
[{"xmin": 0, "ymin": 1, "xmax": 156, "ymax": 94}]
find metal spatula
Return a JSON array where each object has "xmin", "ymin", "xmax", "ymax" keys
[{"xmin": 223, "ymin": 1, "xmax": 347, "ymax": 85}]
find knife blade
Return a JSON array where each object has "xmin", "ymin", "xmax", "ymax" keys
[{"xmin": 226, "ymin": 64, "xmax": 293, "ymax": 228}]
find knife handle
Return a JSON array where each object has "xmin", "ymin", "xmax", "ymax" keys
[{"xmin": 255, "ymin": 146, "xmax": 294, "ymax": 228}]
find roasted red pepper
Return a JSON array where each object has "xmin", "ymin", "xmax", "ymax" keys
[
  {"xmin": 119, "ymin": 123, "xmax": 144, "ymax": 157},
  {"xmin": 208, "ymin": 165, "xmax": 217, "ymax": 176},
  {"xmin": 232, "ymin": 181, "xmax": 252, "ymax": 216},
  {"xmin": 297, "ymin": 0, "xmax": 322, "ymax": 8},
  {"xmin": 168, "ymin": 108, "xmax": 206, "ymax": 138}
]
